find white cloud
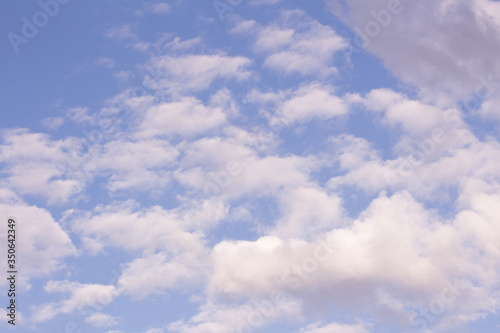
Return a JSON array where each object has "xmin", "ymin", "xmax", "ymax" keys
[
  {"xmin": 264, "ymin": 83, "xmax": 351, "ymax": 127},
  {"xmin": 118, "ymin": 252, "xmax": 201, "ymax": 299},
  {"xmin": 299, "ymin": 321, "xmax": 369, "ymax": 333},
  {"xmin": 0, "ymin": 197, "xmax": 76, "ymax": 289},
  {"xmin": 137, "ymin": 97, "xmax": 228, "ymax": 138},
  {"xmin": 33, "ymin": 281, "xmax": 119, "ymax": 322},
  {"xmin": 0, "ymin": 128, "xmax": 85, "ymax": 204},
  {"xmin": 68, "ymin": 198, "xmax": 228, "ymax": 298},
  {"xmin": 479, "ymin": 86, "xmax": 500, "ymax": 120},
  {"xmin": 326, "ymin": 0, "xmax": 500, "ymax": 104},
  {"xmin": 143, "ymin": 54, "xmax": 252, "ymax": 94},
  {"xmin": 0, "ymin": 305, "xmax": 25, "ymax": 327},
  {"xmin": 327, "ymin": 130, "xmax": 500, "ymax": 206},
  {"xmin": 203, "ymin": 191, "xmax": 500, "ymax": 330},
  {"xmin": 175, "ymin": 148, "xmax": 317, "ymax": 200},
  {"xmin": 67, "ymin": 107, "xmax": 95, "ymax": 126},
  {"xmin": 271, "ymin": 186, "xmax": 343, "ymax": 239},
  {"xmin": 208, "ymin": 236, "xmax": 300, "ymax": 298},
  {"xmin": 167, "ymin": 298, "xmax": 303, "ymax": 333},
  {"xmin": 232, "ymin": 10, "xmax": 348, "ymax": 77},
  {"xmin": 143, "ymin": 329, "xmax": 164, "ymax": 333},
  {"xmin": 104, "ymin": 25, "xmax": 152, "ymax": 51},
  {"xmin": 70, "ymin": 200, "xmax": 217, "ymax": 254},
  {"xmin": 84, "ymin": 312, "xmax": 119, "ymax": 327},
  {"xmin": 361, "ymin": 89, "xmax": 448, "ymax": 136},
  {"xmin": 85, "ymin": 139, "xmax": 179, "ymax": 192},
  {"xmin": 329, "ymin": 134, "xmax": 380, "ymax": 171},
  {"xmin": 4, "ymin": 2, "xmax": 500, "ymax": 332}
]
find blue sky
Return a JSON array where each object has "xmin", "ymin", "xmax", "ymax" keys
[{"xmin": 1, "ymin": 0, "xmax": 500, "ymax": 332}]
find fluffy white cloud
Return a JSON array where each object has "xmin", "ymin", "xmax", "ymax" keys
[
  {"xmin": 232, "ymin": 10, "xmax": 348, "ymax": 77},
  {"xmin": 118, "ymin": 252, "xmax": 201, "ymax": 299},
  {"xmin": 167, "ymin": 297, "xmax": 303, "ymax": 333},
  {"xmin": 143, "ymin": 54, "xmax": 252, "ymax": 94},
  {"xmin": 328, "ymin": 129, "xmax": 500, "ymax": 207},
  {"xmin": 271, "ymin": 186, "xmax": 343, "ymax": 239},
  {"xmin": 479, "ymin": 89, "xmax": 500, "ymax": 120},
  {"xmin": 137, "ymin": 97, "xmax": 229, "ymax": 138},
  {"xmin": 176, "ymin": 152, "xmax": 317, "ymax": 200},
  {"xmin": 0, "ymin": 129, "xmax": 86, "ymax": 204},
  {"xmin": 0, "ymin": 194, "xmax": 76, "ymax": 286},
  {"xmin": 84, "ymin": 312, "xmax": 119, "ymax": 327},
  {"xmin": 70, "ymin": 199, "xmax": 226, "ymax": 254},
  {"xmin": 361, "ymin": 89, "xmax": 446, "ymax": 136},
  {"xmin": 85, "ymin": 139, "xmax": 178, "ymax": 192},
  {"xmin": 4, "ymin": 2, "xmax": 500, "ymax": 332},
  {"xmin": 264, "ymin": 84, "xmax": 351, "ymax": 127},
  {"xmin": 33, "ymin": 281, "xmax": 119, "ymax": 322},
  {"xmin": 326, "ymin": 0, "xmax": 500, "ymax": 104},
  {"xmin": 68, "ymin": 198, "xmax": 228, "ymax": 298},
  {"xmin": 203, "ymin": 191, "xmax": 500, "ymax": 330},
  {"xmin": 329, "ymin": 134, "xmax": 380, "ymax": 171}
]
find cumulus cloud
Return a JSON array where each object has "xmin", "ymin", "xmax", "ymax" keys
[
  {"xmin": 85, "ymin": 139, "xmax": 179, "ymax": 192},
  {"xmin": 201, "ymin": 191, "xmax": 500, "ymax": 331},
  {"xmin": 231, "ymin": 10, "xmax": 348, "ymax": 77},
  {"xmin": 271, "ymin": 186, "xmax": 343, "ymax": 239},
  {"xmin": 70, "ymin": 200, "xmax": 223, "ymax": 254},
  {"xmin": 137, "ymin": 97, "xmax": 229, "ymax": 139},
  {"xmin": 143, "ymin": 54, "xmax": 252, "ymax": 94},
  {"xmin": 84, "ymin": 312, "xmax": 120, "ymax": 327},
  {"xmin": 167, "ymin": 297, "xmax": 303, "ymax": 333},
  {"xmin": 0, "ymin": 195, "xmax": 76, "ymax": 287},
  {"xmin": 249, "ymin": 83, "xmax": 352, "ymax": 127},
  {"xmin": 32, "ymin": 281, "xmax": 119, "ymax": 322},
  {"xmin": 4, "ymin": 2, "xmax": 500, "ymax": 332},
  {"xmin": 326, "ymin": 0, "xmax": 500, "ymax": 104},
  {"xmin": 118, "ymin": 252, "xmax": 201, "ymax": 299},
  {"xmin": 0, "ymin": 129, "xmax": 86, "ymax": 204}
]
